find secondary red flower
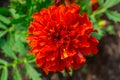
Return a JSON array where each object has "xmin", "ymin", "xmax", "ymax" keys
[
  {"xmin": 27, "ymin": 3, "xmax": 98, "ymax": 74},
  {"xmin": 90, "ymin": 0, "xmax": 99, "ymax": 11}
]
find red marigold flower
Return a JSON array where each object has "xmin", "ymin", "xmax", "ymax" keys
[{"xmin": 27, "ymin": 3, "xmax": 98, "ymax": 74}]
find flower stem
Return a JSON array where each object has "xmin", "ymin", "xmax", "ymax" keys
[
  {"xmin": 0, "ymin": 54, "xmax": 35, "ymax": 69},
  {"xmin": 91, "ymin": 8, "xmax": 107, "ymax": 17}
]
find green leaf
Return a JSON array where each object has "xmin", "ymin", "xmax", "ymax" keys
[
  {"xmin": 26, "ymin": 0, "xmax": 32, "ymax": 8},
  {"xmin": 9, "ymin": 8, "xmax": 19, "ymax": 19},
  {"xmin": 0, "ymin": 39, "xmax": 17, "ymax": 59},
  {"xmin": 84, "ymin": 0, "xmax": 92, "ymax": 14},
  {"xmin": 1, "ymin": 67, "xmax": 8, "ymax": 80},
  {"xmin": 27, "ymin": 55, "xmax": 35, "ymax": 63},
  {"xmin": 90, "ymin": 16, "xmax": 104, "ymax": 40},
  {"xmin": 0, "ymin": 66, "xmax": 2, "ymax": 69},
  {"xmin": 0, "ymin": 8, "xmax": 10, "ymax": 15},
  {"xmin": 0, "ymin": 15, "xmax": 11, "ymax": 25},
  {"xmin": 98, "ymin": 0, "xmax": 104, "ymax": 6},
  {"xmin": 91, "ymin": 32, "xmax": 103, "ymax": 40},
  {"xmin": 105, "ymin": 10, "xmax": 120, "ymax": 22},
  {"xmin": 93, "ymin": 26, "xmax": 104, "ymax": 40},
  {"xmin": 15, "ymin": 35, "xmax": 27, "ymax": 56},
  {"xmin": 105, "ymin": 25, "xmax": 116, "ymax": 34},
  {"xmin": 0, "ymin": 22, "xmax": 7, "ymax": 29},
  {"xmin": 0, "ymin": 59, "xmax": 7, "ymax": 65},
  {"xmin": 26, "ymin": 63, "xmax": 41, "ymax": 80},
  {"xmin": 13, "ymin": 66, "xmax": 22, "ymax": 80},
  {"xmin": 61, "ymin": 70, "xmax": 66, "ymax": 77},
  {"xmin": 11, "ymin": 17, "xmax": 25, "ymax": 24},
  {"xmin": 0, "ymin": 31, "xmax": 7, "ymax": 38},
  {"xmin": 69, "ymin": 67, "xmax": 73, "ymax": 76},
  {"xmin": 104, "ymin": 0, "xmax": 120, "ymax": 8}
]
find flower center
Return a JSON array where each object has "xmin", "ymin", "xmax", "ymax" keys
[{"xmin": 54, "ymin": 32, "xmax": 61, "ymax": 40}]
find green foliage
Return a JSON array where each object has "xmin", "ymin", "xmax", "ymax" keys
[
  {"xmin": 13, "ymin": 66, "xmax": 22, "ymax": 80},
  {"xmin": 0, "ymin": 22, "xmax": 7, "ymax": 29},
  {"xmin": 98, "ymin": 0, "xmax": 104, "ymax": 6},
  {"xmin": 105, "ymin": 10, "xmax": 120, "ymax": 22},
  {"xmin": 0, "ymin": 0, "xmax": 120, "ymax": 79},
  {"xmin": 25, "ymin": 63, "xmax": 41, "ymax": 80},
  {"xmin": 1, "ymin": 67, "xmax": 8, "ymax": 80},
  {"xmin": 0, "ymin": 39, "xmax": 17, "ymax": 59},
  {"xmin": 103, "ymin": 0, "xmax": 120, "ymax": 8},
  {"xmin": 0, "ymin": 59, "xmax": 7, "ymax": 65},
  {"xmin": 90, "ymin": 17, "xmax": 105, "ymax": 40},
  {"xmin": 78, "ymin": 0, "xmax": 92, "ymax": 14},
  {"xmin": 0, "ymin": 15, "xmax": 11, "ymax": 25},
  {"xmin": 15, "ymin": 34, "xmax": 27, "ymax": 56},
  {"xmin": 84, "ymin": 0, "xmax": 92, "ymax": 14},
  {"xmin": 105, "ymin": 25, "xmax": 116, "ymax": 34},
  {"xmin": 0, "ymin": 31, "xmax": 7, "ymax": 38},
  {"xmin": 0, "ymin": 8, "xmax": 11, "ymax": 15}
]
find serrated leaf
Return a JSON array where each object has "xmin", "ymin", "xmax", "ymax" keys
[
  {"xmin": 104, "ymin": 0, "xmax": 120, "ymax": 8},
  {"xmin": 15, "ymin": 35, "xmax": 27, "ymax": 56},
  {"xmin": 26, "ymin": 63, "xmax": 41, "ymax": 80},
  {"xmin": 0, "ymin": 59, "xmax": 7, "ymax": 65},
  {"xmin": 7, "ymin": 33, "xmax": 15, "ymax": 47},
  {"xmin": 0, "ymin": 22, "xmax": 7, "ymax": 29},
  {"xmin": 1, "ymin": 67, "xmax": 8, "ymax": 80},
  {"xmin": 105, "ymin": 10, "xmax": 120, "ymax": 22},
  {"xmin": 0, "ymin": 15, "xmax": 11, "ymax": 25},
  {"xmin": 13, "ymin": 66, "xmax": 22, "ymax": 80},
  {"xmin": 0, "ymin": 39, "xmax": 17, "ymax": 59}
]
